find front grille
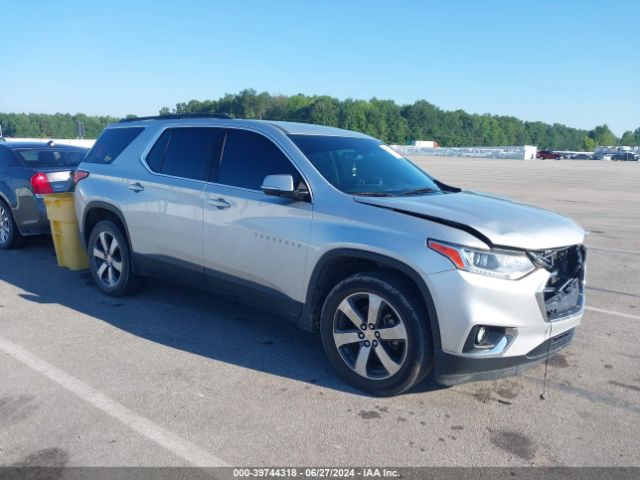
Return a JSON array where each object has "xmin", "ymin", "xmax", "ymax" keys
[{"xmin": 531, "ymin": 245, "xmax": 586, "ymax": 321}]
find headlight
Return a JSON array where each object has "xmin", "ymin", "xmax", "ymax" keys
[{"xmin": 428, "ymin": 239, "xmax": 535, "ymax": 280}]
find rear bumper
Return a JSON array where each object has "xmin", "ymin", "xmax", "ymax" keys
[
  {"xmin": 435, "ymin": 327, "xmax": 575, "ymax": 386},
  {"xmin": 16, "ymin": 197, "xmax": 50, "ymax": 236}
]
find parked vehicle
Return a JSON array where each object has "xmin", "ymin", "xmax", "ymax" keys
[
  {"xmin": 0, "ymin": 141, "xmax": 88, "ymax": 249},
  {"xmin": 570, "ymin": 154, "xmax": 591, "ymax": 160},
  {"xmin": 74, "ymin": 116, "xmax": 586, "ymax": 395},
  {"xmin": 611, "ymin": 152, "xmax": 637, "ymax": 161},
  {"xmin": 536, "ymin": 150, "xmax": 563, "ymax": 160}
]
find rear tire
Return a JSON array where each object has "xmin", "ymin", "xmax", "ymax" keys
[
  {"xmin": 0, "ymin": 199, "xmax": 24, "ymax": 250},
  {"xmin": 88, "ymin": 220, "xmax": 144, "ymax": 296},
  {"xmin": 320, "ymin": 270, "xmax": 433, "ymax": 396}
]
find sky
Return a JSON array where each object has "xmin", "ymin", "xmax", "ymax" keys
[{"xmin": 1, "ymin": 0, "xmax": 639, "ymax": 136}]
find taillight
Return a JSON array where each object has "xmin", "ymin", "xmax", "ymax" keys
[
  {"xmin": 30, "ymin": 172, "xmax": 54, "ymax": 195},
  {"xmin": 73, "ymin": 170, "xmax": 90, "ymax": 184}
]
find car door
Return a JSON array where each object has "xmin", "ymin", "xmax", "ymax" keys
[
  {"xmin": 203, "ymin": 128, "xmax": 313, "ymax": 316},
  {"xmin": 126, "ymin": 127, "xmax": 224, "ymax": 284}
]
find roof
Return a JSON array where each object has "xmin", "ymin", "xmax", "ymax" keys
[
  {"xmin": 112, "ymin": 116, "xmax": 373, "ymax": 139},
  {"xmin": 0, "ymin": 141, "xmax": 88, "ymax": 150},
  {"xmin": 263, "ymin": 120, "xmax": 372, "ymax": 138}
]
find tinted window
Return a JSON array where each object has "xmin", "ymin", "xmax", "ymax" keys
[
  {"xmin": 289, "ymin": 135, "xmax": 442, "ymax": 196},
  {"xmin": 160, "ymin": 128, "xmax": 224, "ymax": 180},
  {"xmin": 146, "ymin": 130, "xmax": 171, "ymax": 172},
  {"xmin": 15, "ymin": 149, "xmax": 86, "ymax": 167},
  {"xmin": 84, "ymin": 127, "xmax": 144, "ymax": 164},
  {"xmin": 218, "ymin": 129, "xmax": 300, "ymax": 190}
]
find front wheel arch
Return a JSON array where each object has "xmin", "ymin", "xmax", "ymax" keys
[{"xmin": 305, "ymin": 248, "xmax": 442, "ymax": 351}]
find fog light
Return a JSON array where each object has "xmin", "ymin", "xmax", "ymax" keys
[
  {"xmin": 475, "ymin": 326, "xmax": 489, "ymax": 346},
  {"xmin": 463, "ymin": 326, "xmax": 517, "ymax": 354}
]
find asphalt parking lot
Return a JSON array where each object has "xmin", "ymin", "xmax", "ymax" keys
[{"xmin": 0, "ymin": 157, "xmax": 638, "ymax": 467}]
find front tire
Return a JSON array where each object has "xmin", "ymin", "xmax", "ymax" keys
[
  {"xmin": 0, "ymin": 199, "xmax": 24, "ymax": 250},
  {"xmin": 320, "ymin": 270, "xmax": 433, "ymax": 396},
  {"xmin": 88, "ymin": 220, "xmax": 144, "ymax": 296}
]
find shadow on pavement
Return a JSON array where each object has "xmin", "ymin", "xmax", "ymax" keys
[{"xmin": 0, "ymin": 235, "xmax": 445, "ymax": 396}]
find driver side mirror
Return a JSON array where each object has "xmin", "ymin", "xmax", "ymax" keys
[{"xmin": 261, "ymin": 174, "xmax": 310, "ymax": 202}]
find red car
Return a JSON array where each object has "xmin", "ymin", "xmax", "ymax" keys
[{"xmin": 537, "ymin": 150, "xmax": 563, "ymax": 159}]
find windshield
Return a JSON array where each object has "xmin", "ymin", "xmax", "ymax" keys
[
  {"xmin": 289, "ymin": 135, "xmax": 442, "ymax": 196},
  {"xmin": 16, "ymin": 149, "xmax": 86, "ymax": 168}
]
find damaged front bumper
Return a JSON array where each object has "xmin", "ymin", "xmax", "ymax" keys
[
  {"xmin": 435, "ymin": 325, "xmax": 576, "ymax": 386},
  {"xmin": 427, "ymin": 244, "xmax": 586, "ymax": 386}
]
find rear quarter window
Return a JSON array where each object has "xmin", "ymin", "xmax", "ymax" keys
[{"xmin": 84, "ymin": 127, "xmax": 144, "ymax": 164}]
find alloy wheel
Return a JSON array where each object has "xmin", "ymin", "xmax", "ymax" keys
[
  {"xmin": 92, "ymin": 231, "xmax": 123, "ymax": 287},
  {"xmin": 0, "ymin": 205, "xmax": 10, "ymax": 244},
  {"xmin": 332, "ymin": 292, "xmax": 409, "ymax": 380}
]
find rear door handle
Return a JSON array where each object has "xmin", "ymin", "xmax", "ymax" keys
[
  {"xmin": 129, "ymin": 183, "xmax": 144, "ymax": 193},
  {"xmin": 208, "ymin": 198, "xmax": 231, "ymax": 209}
]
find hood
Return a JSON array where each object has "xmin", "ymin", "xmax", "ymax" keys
[{"xmin": 354, "ymin": 191, "xmax": 584, "ymax": 250}]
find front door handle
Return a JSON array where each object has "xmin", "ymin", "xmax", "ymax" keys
[
  {"xmin": 129, "ymin": 182, "xmax": 144, "ymax": 193},
  {"xmin": 208, "ymin": 198, "xmax": 231, "ymax": 209}
]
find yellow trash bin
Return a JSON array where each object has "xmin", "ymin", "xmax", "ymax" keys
[{"xmin": 43, "ymin": 193, "xmax": 89, "ymax": 270}]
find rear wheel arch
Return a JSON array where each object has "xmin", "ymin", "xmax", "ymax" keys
[
  {"xmin": 0, "ymin": 195, "xmax": 24, "ymax": 249},
  {"xmin": 82, "ymin": 202, "xmax": 136, "ymax": 272},
  {"xmin": 305, "ymin": 249, "xmax": 441, "ymax": 350},
  {"xmin": 0, "ymin": 189, "xmax": 16, "ymax": 210}
]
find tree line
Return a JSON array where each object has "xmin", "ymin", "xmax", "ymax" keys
[{"xmin": 2, "ymin": 89, "xmax": 638, "ymax": 150}]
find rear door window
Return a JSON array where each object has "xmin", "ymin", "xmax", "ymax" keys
[
  {"xmin": 84, "ymin": 127, "xmax": 144, "ymax": 164},
  {"xmin": 217, "ymin": 129, "xmax": 301, "ymax": 190},
  {"xmin": 149, "ymin": 128, "xmax": 224, "ymax": 181}
]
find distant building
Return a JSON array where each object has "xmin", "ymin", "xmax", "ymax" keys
[
  {"xmin": 595, "ymin": 145, "xmax": 639, "ymax": 154},
  {"xmin": 412, "ymin": 140, "xmax": 440, "ymax": 148},
  {"xmin": 394, "ymin": 144, "xmax": 537, "ymax": 160}
]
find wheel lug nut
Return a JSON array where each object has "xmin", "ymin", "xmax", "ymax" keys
[
  {"xmin": 375, "ymin": 331, "xmax": 380, "ymax": 338},
  {"xmin": 364, "ymin": 340, "xmax": 371, "ymax": 347},
  {"xmin": 360, "ymin": 324, "xmax": 367, "ymax": 330},
  {"xmin": 372, "ymin": 340, "xmax": 378, "ymax": 347},
  {"xmin": 368, "ymin": 323, "xmax": 375, "ymax": 330},
  {"xmin": 358, "ymin": 332, "xmax": 365, "ymax": 339}
]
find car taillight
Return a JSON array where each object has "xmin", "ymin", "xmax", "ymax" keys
[
  {"xmin": 30, "ymin": 172, "xmax": 54, "ymax": 195},
  {"xmin": 73, "ymin": 170, "xmax": 90, "ymax": 184}
]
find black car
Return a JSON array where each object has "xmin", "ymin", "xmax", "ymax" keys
[
  {"xmin": 611, "ymin": 152, "xmax": 637, "ymax": 161},
  {"xmin": 0, "ymin": 141, "xmax": 88, "ymax": 249}
]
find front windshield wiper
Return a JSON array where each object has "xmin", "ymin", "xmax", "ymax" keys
[
  {"xmin": 398, "ymin": 187, "xmax": 439, "ymax": 196},
  {"xmin": 352, "ymin": 191, "xmax": 398, "ymax": 197}
]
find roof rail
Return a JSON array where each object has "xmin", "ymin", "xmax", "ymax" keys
[{"xmin": 119, "ymin": 113, "xmax": 233, "ymax": 123}]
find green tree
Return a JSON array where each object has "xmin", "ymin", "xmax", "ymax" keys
[
  {"xmin": 588, "ymin": 124, "xmax": 618, "ymax": 146},
  {"xmin": 1, "ymin": 89, "xmax": 631, "ymax": 150},
  {"xmin": 620, "ymin": 128, "xmax": 640, "ymax": 146}
]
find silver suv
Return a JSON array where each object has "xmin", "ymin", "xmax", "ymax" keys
[{"xmin": 74, "ymin": 115, "xmax": 586, "ymax": 396}]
